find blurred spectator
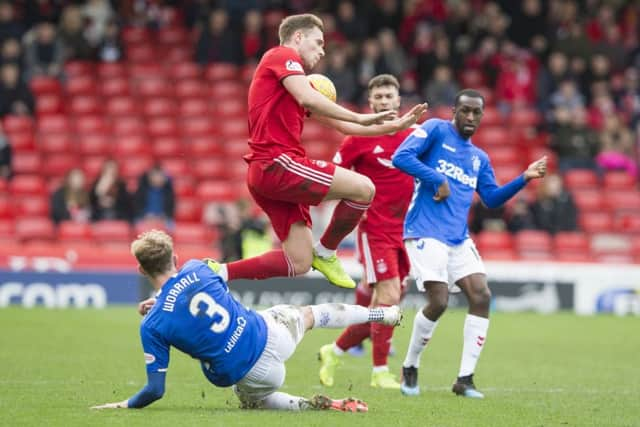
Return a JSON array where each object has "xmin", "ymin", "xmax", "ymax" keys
[
  {"xmin": 549, "ymin": 79, "xmax": 584, "ymax": 122},
  {"xmin": 553, "ymin": 20, "xmax": 591, "ymax": 62},
  {"xmin": 416, "ymin": 33, "xmax": 454, "ymax": 91},
  {"xmin": 368, "ymin": 0, "xmax": 402, "ymax": 35},
  {"xmin": 356, "ymin": 38, "xmax": 388, "ymax": 93},
  {"xmin": 507, "ymin": 0, "xmax": 548, "ymax": 52},
  {"xmin": 469, "ymin": 200, "xmax": 507, "ymax": 233},
  {"xmin": 596, "ymin": 114, "xmax": 638, "ymax": 178},
  {"xmin": 495, "ymin": 45, "xmax": 537, "ymax": 111},
  {"xmin": 537, "ymin": 51, "xmax": 570, "ymax": 113},
  {"xmin": 550, "ymin": 106, "xmax": 600, "ymax": 172},
  {"xmin": 424, "ymin": 64, "xmax": 458, "ymax": 107},
  {"xmin": 617, "ymin": 67, "xmax": 640, "ymax": 127},
  {"xmin": 22, "ymin": 0, "xmax": 62, "ymax": 28},
  {"xmin": 23, "ymin": 21, "xmax": 64, "ymax": 80},
  {"xmin": 335, "ymin": 0, "xmax": 367, "ymax": 42},
  {"xmin": 324, "ymin": 49, "xmax": 357, "ymax": 104},
  {"xmin": 134, "ymin": 164, "xmax": 176, "ymax": 228},
  {"xmin": 529, "ymin": 174, "xmax": 578, "ymax": 235},
  {"xmin": 58, "ymin": 6, "xmax": 93, "ymax": 61},
  {"xmin": 0, "ymin": 2, "xmax": 25, "ymax": 44},
  {"xmin": 195, "ymin": 9, "xmax": 243, "ymax": 65},
  {"xmin": 0, "ymin": 64, "xmax": 35, "ymax": 117},
  {"xmin": 96, "ymin": 19, "xmax": 123, "ymax": 62},
  {"xmin": 464, "ymin": 35, "xmax": 501, "ymax": 88},
  {"xmin": 507, "ymin": 198, "xmax": 536, "ymax": 233},
  {"xmin": 82, "ymin": 0, "xmax": 115, "ymax": 48},
  {"xmin": 90, "ymin": 159, "xmax": 133, "ymax": 222},
  {"xmin": 50, "ymin": 168, "xmax": 91, "ymax": 224},
  {"xmin": 587, "ymin": 91, "xmax": 616, "ymax": 131},
  {"xmin": 242, "ymin": 9, "xmax": 266, "ymax": 64},
  {"xmin": 378, "ymin": 28, "xmax": 408, "ymax": 78},
  {"xmin": 1, "ymin": 38, "xmax": 24, "ymax": 71},
  {"xmin": 0, "ymin": 127, "xmax": 11, "ymax": 180}
]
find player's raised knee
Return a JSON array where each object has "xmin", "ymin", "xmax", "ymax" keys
[
  {"xmin": 290, "ymin": 254, "xmax": 313, "ymax": 275},
  {"xmin": 356, "ymin": 176, "xmax": 375, "ymax": 203}
]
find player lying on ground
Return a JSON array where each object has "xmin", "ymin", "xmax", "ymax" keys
[
  {"xmin": 91, "ymin": 230, "xmax": 402, "ymax": 412},
  {"xmin": 392, "ymin": 89, "xmax": 547, "ymax": 398}
]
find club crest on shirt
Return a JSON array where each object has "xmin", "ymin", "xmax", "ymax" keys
[
  {"xmin": 471, "ymin": 155, "xmax": 481, "ymax": 172},
  {"xmin": 285, "ymin": 60, "xmax": 303, "ymax": 72},
  {"xmin": 376, "ymin": 259, "xmax": 388, "ymax": 274},
  {"xmin": 144, "ymin": 353, "xmax": 156, "ymax": 364},
  {"xmin": 313, "ymin": 160, "xmax": 327, "ymax": 168}
]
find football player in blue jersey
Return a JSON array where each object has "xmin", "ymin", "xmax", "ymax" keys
[
  {"xmin": 391, "ymin": 89, "xmax": 547, "ymax": 398},
  {"xmin": 91, "ymin": 230, "xmax": 402, "ymax": 412}
]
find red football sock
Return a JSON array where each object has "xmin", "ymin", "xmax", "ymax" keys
[
  {"xmin": 226, "ymin": 250, "xmax": 294, "ymax": 280},
  {"xmin": 320, "ymin": 199, "xmax": 370, "ymax": 250},
  {"xmin": 335, "ymin": 322, "xmax": 370, "ymax": 351},
  {"xmin": 371, "ymin": 304, "xmax": 395, "ymax": 367}
]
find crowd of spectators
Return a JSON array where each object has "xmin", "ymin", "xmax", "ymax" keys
[{"xmin": 0, "ymin": 0, "xmax": 638, "ymax": 253}]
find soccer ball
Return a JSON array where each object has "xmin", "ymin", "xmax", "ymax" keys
[{"xmin": 308, "ymin": 74, "xmax": 337, "ymax": 102}]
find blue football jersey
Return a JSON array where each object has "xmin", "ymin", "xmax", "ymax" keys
[
  {"xmin": 393, "ymin": 118, "xmax": 526, "ymax": 245},
  {"xmin": 140, "ymin": 259, "xmax": 268, "ymax": 387}
]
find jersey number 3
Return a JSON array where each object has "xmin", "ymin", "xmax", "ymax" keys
[{"xmin": 189, "ymin": 292, "xmax": 230, "ymax": 333}]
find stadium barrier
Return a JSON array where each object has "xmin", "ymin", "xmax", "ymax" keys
[{"xmin": 1, "ymin": 261, "xmax": 639, "ymax": 315}]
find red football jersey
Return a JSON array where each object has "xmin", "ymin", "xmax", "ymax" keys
[
  {"xmin": 334, "ymin": 127, "xmax": 415, "ymax": 244},
  {"xmin": 246, "ymin": 46, "xmax": 307, "ymax": 162}
]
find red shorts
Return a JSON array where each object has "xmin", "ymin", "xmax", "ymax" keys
[
  {"xmin": 247, "ymin": 153, "xmax": 335, "ymax": 241},
  {"xmin": 357, "ymin": 230, "xmax": 410, "ymax": 285}
]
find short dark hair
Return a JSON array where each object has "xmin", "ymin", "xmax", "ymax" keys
[
  {"xmin": 455, "ymin": 89, "xmax": 485, "ymax": 107},
  {"xmin": 278, "ymin": 14, "xmax": 324, "ymax": 44},
  {"xmin": 367, "ymin": 74, "xmax": 400, "ymax": 93}
]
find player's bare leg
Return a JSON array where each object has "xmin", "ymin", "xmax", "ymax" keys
[
  {"xmin": 369, "ymin": 277, "xmax": 402, "ymax": 389},
  {"xmin": 452, "ymin": 273, "xmax": 491, "ymax": 399},
  {"xmin": 312, "ymin": 167, "xmax": 375, "ymax": 289},
  {"xmin": 400, "ymin": 281, "xmax": 447, "ymax": 396}
]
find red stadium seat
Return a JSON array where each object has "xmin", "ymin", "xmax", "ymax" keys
[
  {"xmin": 58, "ymin": 221, "xmax": 92, "ymax": 242},
  {"xmin": 111, "ymin": 116, "xmax": 146, "ymax": 137},
  {"xmin": 563, "ymin": 169, "xmax": 599, "ymax": 191},
  {"xmin": 82, "ymin": 156, "xmax": 109, "ymax": 178},
  {"xmin": 114, "ymin": 135, "xmax": 151, "ymax": 157},
  {"xmin": 136, "ymin": 78, "xmax": 173, "ymax": 98},
  {"xmin": 168, "ymin": 62, "xmax": 201, "ymax": 81},
  {"xmin": 119, "ymin": 156, "xmax": 154, "ymax": 179},
  {"xmin": 188, "ymin": 136, "xmax": 223, "ymax": 157},
  {"xmin": 196, "ymin": 180, "xmax": 236, "ymax": 202},
  {"xmin": 15, "ymin": 196, "xmax": 49, "ymax": 217},
  {"xmin": 37, "ymin": 115, "xmax": 69, "ymax": 134},
  {"xmin": 554, "ymin": 231, "xmax": 590, "ymax": 253},
  {"xmin": 41, "ymin": 154, "xmax": 78, "ymax": 177},
  {"xmin": 172, "ymin": 176, "xmax": 195, "ymax": 197},
  {"xmin": 173, "ymin": 222, "xmax": 215, "ymax": 247},
  {"xmin": 478, "ymin": 107, "xmax": 502, "ymax": 127},
  {"xmin": 105, "ymin": 97, "xmax": 139, "ymax": 117},
  {"xmin": 181, "ymin": 117, "xmax": 215, "ymax": 138},
  {"xmin": 161, "ymin": 158, "xmax": 189, "ymax": 177},
  {"xmin": 175, "ymin": 79, "xmax": 208, "ymax": 99},
  {"xmin": 192, "ymin": 159, "xmax": 227, "ymax": 180},
  {"xmin": 604, "ymin": 192, "xmax": 640, "ymax": 213},
  {"xmin": 614, "ymin": 212, "xmax": 640, "ymax": 233},
  {"xmin": 571, "ymin": 189, "xmax": 603, "ymax": 211},
  {"xmin": 35, "ymin": 94, "xmax": 63, "ymax": 115},
  {"xmin": 128, "ymin": 63, "xmax": 165, "ymax": 80},
  {"xmin": 303, "ymin": 141, "xmax": 335, "ymax": 161},
  {"xmin": 101, "ymin": 77, "xmax": 130, "ymax": 97},
  {"xmin": 143, "ymin": 97, "xmax": 176, "ymax": 117},
  {"xmin": 127, "ymin": 44, "xmax": 156, "ymax": 63},
  {"xmin": 134, "ymin": 218, "xmax": 169, "ymax": 234},
  {"xmin": 9, "ymin": 175, "xmax": 47, "ymax": 196},
  {"xmin": 485, "ymin": 146, "xmax": 521, "ymax": 167},
  {"xmin": 515, "ymin": 230, "xmax": 552, "ymax": 258},
  {"xmin": 91, "ymin": 220, "xmax": 132, "ymax": 243},
  {"xmin": 0, "ymin": 218, "xmax": 15, "ymax": 242},
  {"xmin": 66, "ymin": 75, "xmax": 97, "ymax": 96},
  {"xmin": 475, "ymin": 230, "xmax": 514, "ymax": 251},
  {"xmin": 64, "ymin": 61, "xmax": 95, "ymax": 77},
  {"xmin": 0, "ymin": 195, "xmax": 13, "ymax": 219},
  {"xmin": 153, "ymin": 137, "xmax": 183, "ymax": 158},
  {"xmin": 3, "ymin": 115, "xmax": 34, "ymax": 134},
  {"xmin": 580, "ymin": 212, "xmax": 613, "ymax": 233},
  {"xmin": 97, "ymin": 62, "xmax": 126, "ymax": 79},
  {"xmin": 78, "ymin": 134, "xmax": 111, "ymax": 156},
  {"xmin": 219, "ymin": 120, "xmax": 248, "ymax": 139},
  {"xmin": 15, "ymin": 217, "xmax": 55, "ymax": 242},
  {"xmin": 179, "ymin": 98, "xmax": 209, "ymax": 117},
  {"xmin": 75, "ymin": 115, "xmax": 110, "ymax": 135},
  {"xmin": 175, "ymin": 197, "xmax": 202, "ymax": 222},
  {"xmin": 509, "ymin": 108, "xmax": 542, "ymax": 127},
  {"xmin": 147, "ymin": 118, "xmax": 178, "ymax": 138},
  {"xmin": 29, "ymin": 76, "xmax": 62, "ymax": 96},
  {"xmin": 121, "ymin": 27, "xmax": 151, "ymax": 44},
  {"xmin": 459, "ymin": 68, "xmax": 486, "ymax": 87},
  {"xmin": 158, "ymin": 27, "xmax": 188, "ymax": 45},
  {"xmin": 12, "ymin": 152, "xmax": 42, "ymax": 174},
  {"xmin": 165, "ymin": 47, "xmax": 192, "ymax": 63},
  {"xmin": 602, "ymin": 171, "xmax": 636, "ymax": 190},
  {"xmin": 210, "ymin": 82, "xmax": 246, "ymax": 100},
  {"xmin": 7, "ymin": 132, "xmax": 36, "ymax": 152},
  {"xmin": 204, "ymin": 63, "xmax": 239, "ymax": 81},
  {"xmin": 473, "ymin": 126, "xmax": 510, "ymax": 148},
  {"xmin": 68, "ymin": 95, "xmax": 102, "ymax": 116}
]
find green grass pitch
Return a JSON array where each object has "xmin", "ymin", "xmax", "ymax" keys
[{"xmin": 0, "ymin": 307, "xmax": 638, "ymax": 426}]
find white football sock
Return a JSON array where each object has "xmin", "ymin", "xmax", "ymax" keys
[
  {"xmin": 310, "ymin": 304, "xmax": 369, "ymax": 328},
  {"xmin": 458, "ymin": 314, "xmax": 489, "ymax": 377},
  {"xmin": 261, "ymin": 392, "xmax": 308, "ymax": 411},
  {"xmin": 402, "ymin": 310, "xmax": 438, "ymax": 368},
  {"xmin": 313, "ymin": 242, "xmax": 335, "ymax": 258},
  {"xmin": 332, "ymin": 343, "xmax": 345, "ymax": 356}
]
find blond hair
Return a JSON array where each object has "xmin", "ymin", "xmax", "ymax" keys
[
  {"xmin": 278, "ymin": 13, "xmax": 323, "ymax": 44},
  {"xmin": 368, "ymin": 74, "xmax": 400, "ymax": 93},
  {"xmin": 131, "ymin": 230, "xmax": 174, "ymax": 277}
]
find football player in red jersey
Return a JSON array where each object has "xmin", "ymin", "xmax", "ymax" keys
[
  {"xmin": 318, "ymin": 74, "xmax": 415, "ymax": 389},
  {"xmin": 209, "ymin": 14, "xmax": 426, "ymax": 289}
]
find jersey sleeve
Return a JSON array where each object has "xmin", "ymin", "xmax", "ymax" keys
[
  {"xmin": 476, "ymin": 153, "xmax": 527, "ymax": 208},
  {"xmin": 265, "ymin": 47, "xmax": 306, "ymax": 81},
  {"xmin": 392, "ymin": 120, "xmax": 446, "ymax": 187},
  {"xmin": 140, "ymin": 323, "xmax": 170, "ymax": 374},
  {"xmin": 333, "ymin": 136, "xmax": 363, "ymax": 169}
]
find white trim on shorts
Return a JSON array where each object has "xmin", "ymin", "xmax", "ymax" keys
[
  {"xmin": 359, "ymin": 232, "xmax": 377, "ymax": 284},
  {"xmin": 405, "ymin": 237, "xmax": 486, "ymax": 293}
]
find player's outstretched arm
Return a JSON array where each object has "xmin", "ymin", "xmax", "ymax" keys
[
  {"xmin": 523, "ymin": 156, "xmax": 547, "ymax": 181},
  {"xmin": 314, "ymin": 103, "xmax": 428, "ymax": 136},
  {"xmin": 477, "ymin": 157, "xmax": 547, "ymax": 208},
  {"xmin": 91, "ymin": 372, "xmax": 166, "ymax": 410},
  {"xmin": 283, "ymin": 74, "xmax": 395, "ymax": 125}
]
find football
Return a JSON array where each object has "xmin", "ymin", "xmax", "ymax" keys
[{"xmin": 307, "ymin": 74, "xmax": 337, "ymax": 102}]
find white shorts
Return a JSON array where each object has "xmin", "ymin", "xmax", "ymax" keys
[
  {"xmin": 233, "ymin": 305, "xmax": 306, "ymax": 406},
  {"xmin": 405, "ymin": 238, "xmax": 486, "ymax": 293}
]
